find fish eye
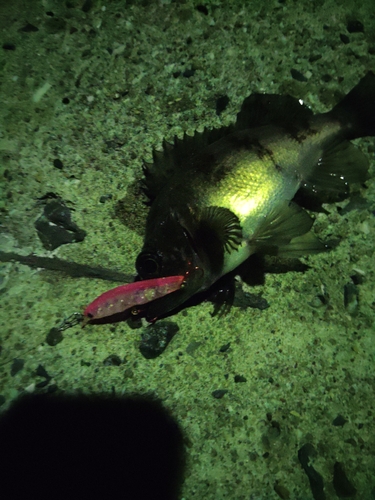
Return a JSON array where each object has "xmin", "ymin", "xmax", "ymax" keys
[{"xmin": 136, "ymin": 252, "xmax": 160, "ymax": 278}]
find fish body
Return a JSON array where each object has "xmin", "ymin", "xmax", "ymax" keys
[{"xmin": 135, "ymin": 73, "xmax": 375, "ymax": 320}]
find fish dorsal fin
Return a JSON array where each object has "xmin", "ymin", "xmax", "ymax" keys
[
  {"xmin": 142, "ymin": 125, "xmax": 234, "ymax": 200},
  {"xmin": 235, "ymin": 93, "xmax": 313, "ymax": 133},
  {"xmin": 143, "ymin": 92, "xmax": 314, "ymax": 200}
]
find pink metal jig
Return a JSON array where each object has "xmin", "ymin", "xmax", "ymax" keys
[{"xmin": 82, "ymin": 275, "xmax": 185, "ymax": 326}]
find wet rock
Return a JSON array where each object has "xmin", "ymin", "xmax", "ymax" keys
[
  {"xmin": 332, "ymin": 414, "xmax": 348, "ymax": 427},
  {"xmin": 211, "ymin": 389, "xmax": 228, "ymax": 399},
  {"xmin": 53, "ymin": 158, "xmax": 64, "ymax": 170},
  {"xmin": 340, "ymin": 34, "xmax": 350, "ymax": 44},
  {"xmin": 291, "ymin": 69, "xmax": 308, "ymax": 82},
  {"xmin": 333, "ymin": 462, "xmax": 357, "ymax": 497},
  {"xmin": 19, "ymin": 23, "xmax": 39, "ymax": 32},
  {"xmin": 35, "ymin": 199, "xmax": 86, "ymax": 250},
  {"xmin": 346, "ymin": 20, "xmax": 364, "ymax": 33},
  {"xmin": 219, "ymin": 342, "xmax": 230, "ymax": 353},
  {"xmin": 139, "ymin": 322, "xmax": 179, "ymax": 359},
  {"xmin": 2, "ymin": 43, "xmax": 16, "ymax": 50},
  {"xmin": 46, "ymin": 327, "xmax": 63, "ymax": 346}
]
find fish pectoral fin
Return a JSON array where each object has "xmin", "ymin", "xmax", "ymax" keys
[
  {"xmin": 251, "ymin": 201, "xmax": 314, "ymax": 249},
  {"xmin": 196, "ymin": 206, "xmax": 243, "ymax": 253},
  {"xmin": 276, "ymin": 231, "xmax": 328, "ymax": 258}
]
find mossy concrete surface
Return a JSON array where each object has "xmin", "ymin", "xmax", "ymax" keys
[{"xmin": 0, "ymin": 1, "xmax": 375, "ymax": 498}]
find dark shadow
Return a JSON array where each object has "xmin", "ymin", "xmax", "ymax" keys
[{"xmin": 0, "ymin": 393, "xmax": 185, "ymax": 500}]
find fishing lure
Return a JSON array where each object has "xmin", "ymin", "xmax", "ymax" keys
[{"xmin": 82, "ymin": 275, "xmax": 185, "ymax": 326}]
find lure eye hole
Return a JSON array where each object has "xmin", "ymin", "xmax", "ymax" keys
[{"xmin": 136, "ymin": 252, "xmax": 160, "ymax": 278}]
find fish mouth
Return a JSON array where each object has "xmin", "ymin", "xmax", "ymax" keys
[{"xmin": 142, "ymin": 266, "xmax": 205, "ymax": 321}]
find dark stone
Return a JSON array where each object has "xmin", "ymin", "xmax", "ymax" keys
[
  {"xmin": 53, "ymin": 158, "xmax": 64, "ymax": 169},
  {"xmin": 321, "ymin": 74, "xmax": 332, "ymax": 83},
  {"xmin": 219, "ymin": 342, "xmax": 230, "ymax": 352},
  {"xmin": 99, "ymin": 194, "xmax": 113, "ymax": 203},
  {"xmin": 332, "ymin": 414, "xmax": 347, "ymax": 427},
  {"xmin": 350, "ymin": 273, "xmax": 365, "ymax": 285},
  {"xmin": 46, "ymin": 327, "xmax": 63, "ymax": 346},
  {"xmin": 35, "ymin": 365, "xmax": 50, "ymax": 380},
  {"xmin": 2, "ymin": 43, "xmax": 16, "ymax": 50},
  {"xmin": 35, "ymin": 199, "xmax": 86, "ymax": 250},
  {"xmin": 346, "ymin": 20, "xmax": 364, "ymax": 33},
  {"xmin": 340, "ymin": 34, "xmax": 350, "ymax": 44},
  {"xmin": 216, "ymin": 95, "xmax": 230, "ymax": 115},
  {"xmin": 62, "ymin": 97, "xmax": 70, "ymax": 104},
  {"xmin": 212, "ymin": 389, "xmax": 228, "ymax": 399},
  {"xmin": 10, "ymin": 359, "xmax": 24, "ymax": 377},
  {"xmin": 182, "ymin": 68, "xmax": 196, "ymax": 78},
  {"xmin": 82, "ymin": 0, "xmax": 93, "ymax": 12},
  {"xmin": 196, "ymin": 5, "xmax": 209, "ymax": 15},
  {"xmin": 291, "ymin": 69, "xmax": 308, "ymax": 82},
  {"xmin": 333, "ymin": 462, "xmax": 357, "ymax": 497},
  {"xmin": 139, "ymin": 322, "xmax": 179, "ymax": 359},
  {"xmin": 234, "ymin": 375, "xmax": 247, "ymax": 383},
  {"xmin": 309, "ymin": 54, "xmax": 322, "ymax": 63},
  {"xmin": 103, "ymin": 355, "xmax": 122, "ymax": 366},
  {"xmin": 19, "ymin": 23, "xmax": 39, "ymax": 32}
]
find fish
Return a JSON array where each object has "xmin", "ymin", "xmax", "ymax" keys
[
  {"xmin": 82, "ymin": 275, "xmax": 185, "ymax": 326},
  {"xmin": 133, "ymin": 72, "xmax": 375, "ymax": 321}
]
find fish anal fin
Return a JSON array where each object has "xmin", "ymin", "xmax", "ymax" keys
[
  {"xmin": 277, "ymin": 232, "xmax": 327, "ymax": 258},
  {"xmin": 298, "ymin": 141, "xmax": 369, "ymax": 206},
  {"xmin": 252, "ymin": 201, "xmax": 313, "ymax": 250}
]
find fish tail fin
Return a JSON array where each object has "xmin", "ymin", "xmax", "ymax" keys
[{"xmin": 329, "ymin": 71, "xmax": 375, "ymax": 139}]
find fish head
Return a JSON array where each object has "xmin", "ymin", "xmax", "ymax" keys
[{"xmin": 135, "ymin": 207, "xmax": 211, "ymax": 320}]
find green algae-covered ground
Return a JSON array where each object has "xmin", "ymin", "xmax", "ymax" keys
[{"xmin": 1, "ymin": 1, "xmax": 375, "ymax": 498}]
